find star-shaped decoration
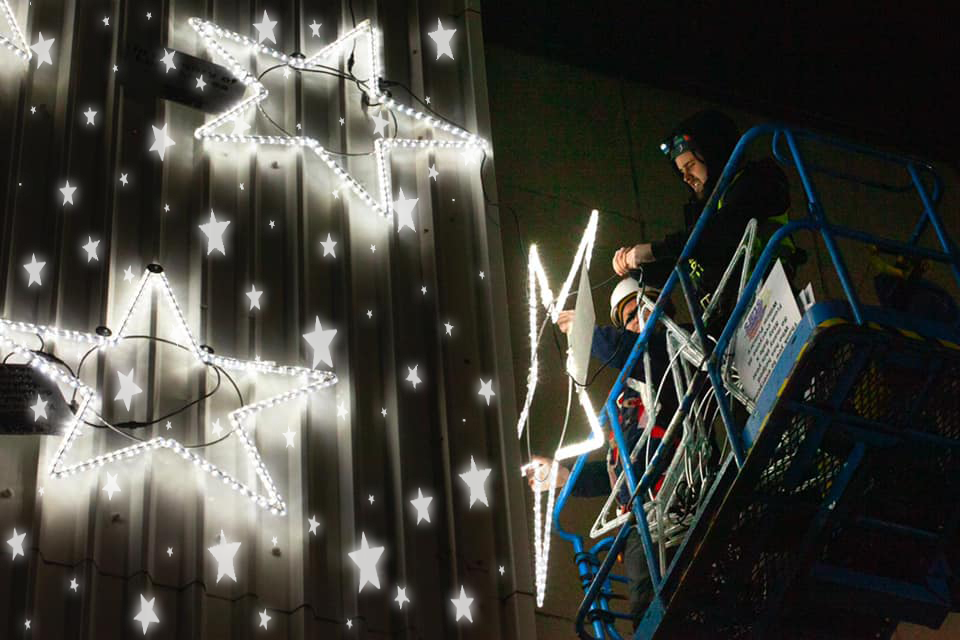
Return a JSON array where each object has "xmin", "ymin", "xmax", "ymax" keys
[
  {"xmin": 163, "ymin": 204, "xmax": 170, "ymax": 213},
  {"xmin": 405, "ymin": 365, "xmax": 422, "ymax": 389},
  {"xmin": 451, "ymin": 586, "xmax": 474, "ymax": 622},
  {"xmin": 119, "ymin": 173, "xmax": 129, "ymax": 186},
  {"xmin": 83, "ymin": 107, "xmax": 97, "ymax": 125},
  {"xmin": 253, "ymin": 10, "xmax": 277, "ymax": 44},
  {"xmin": 259, "ymin": 609, "xmax": 272, "ymax": 629},
  {"xmin": 210, "ymin": 419, "xmax": 223, "ymax": 437},
  {"xmin": 393, "ymin": 188, "xmax": 419, "ymax": 233},
  {"xmin": 82, "ymin": 236, "xmax": 100, "ymax": 263},
  {"xmin": 366, "ymin": 310, "xmax": 373, "ymax": 319},
  {"xmin": 307, "ymin": 516, "xmax": 320, "ymax": 535},
  {"xmin": 146, "ymin": 12, "xmax": 152, "ymax": 20},
  {"xmin": 370, "ymin": 244, "xmax": 377, "ymax": 254},
  {"xmin": 102, "ymin": 473, "xmax": 121, "ymax": 500},
  {"xmin": 428, "ymin": 19, "xmax": 457, "ymax": 60},
  {"xmin": 410, "ymin": 488, "xmax": 432, "ymax": 524},
  {"xmin": 499, "ymin": 565, "xmax": 505, "ymax": 576},
  {"xmin": 282, "ymin": 428, "xmax": 296, "ymax": 448},
  {"xmin": 133, "ymin": 595, "xmax": 160, "ymax": 634},
  {"xmin": 246, "ymin": 285, "xmax": 263, "ymax": 310},
  {"xmin": 370, "ymin": 110, "xmax": 390, "ymax": 138},
  {"xmin": 479, "ymin": 271, "xmax": 485, "ymax": 279},
  {"xmin": 196, "ymin": 75, "xmax": 206, "ymax": 91},
  {"xmin": 302, "ymin": 316, "xmax": 337, "ymax": 368},
  {"xmin": 30, "ymin": 395, "xmax": 48, "ymax": 421},
  {"xmin": 425, "ymin": 96, "xmax": 432, "ymax": 104},
  {"xmin": 30, "ymin": 106, "xmax": 35, "ymax": 114},
  {"xmin": 37, "ymin": 487, "xmax": 44, "ymax": 496},
  {"xmin": 7, "ymin": 528, "xmax": 26, "ymax": 559},
  {"xmin": 346, "ymin": 619, "xmax": 353, "ymax": 629},
  {"xmin": 381, "ymin": 408, "xmax": 387, "ymax": 418},
  {"xmin": 268, "ymin": 220, "xmax": 275, "ymax": 229},
  {"xmin": 24, "ymin": 620, "xmax": 30, "ymax": 629},
  {"xmin": 114, "ymin": 368, "xmax": 142, "ymax": 410},
  {"xmin": 149, "ymin": 123, "xmax": 176, "ymax": 160},
  {"xmin": 337, "ymin": 402, "xmax": 348, "ymax": 418},
  {"xmin": 395, "ymin": 586, "xmax": 410, "ymax": 610},
  {"xmin": 60, "ymin": 180, "xmax": 77, "ymax": 205},
  {"xmin": 239, "ymin": 182, "xmax": 244, "ymax": 191},
  {"xmin": 444, "ymin": 322, "xmax": 454, "ymax": 336},
  {"xmin": 320, "ymin": 233, "xmax": 337, "ymax": 257},
  {"xmin": 282, "ymin": 66, "xmax": 291, "ymax": 79},
  {"xmin": 102, "ymin": 17, "xmax": 109, "ymax": 27},
  {"xmin": 428, "ymin": 164, "xmax": 439, "ymax": 180},
  {"xmin": 165, "ymin": 421, "xmax": 172, "ymax": 430},
  {"xmin": 123, "ymin": 266, "xmax": 135, "ymax": 282},
  {"xmin": 160, "ymin": 49, "xmax": 176, "ymax": 73},
  {"xmin": 112, "ymin": 64, "xmax": 118, "ymax": 72},
  {"xmin": 309, "ymin": 20, "xmax": 322, "ymax": 37},
  {"xmin": 209, "ymin": 530, "xmax": 241, "ymax": 583},
  {"xmin": 459, "ymin": 456, "xmax": 491, "ymax": 508},
  {"xmin": 421, "ymin": 286, "xmax": 427, "ymax": 295},
  {"xmin": 23, "ymin": 254, "xmax": 45, "ymax": 287},
  {"xmin": 339, "ymin": 117, "xmax": 345, "ymax": 126},
  {"xmin": 166, "ymin": 547, "xmax": 173, "ymax": 557},
  {"xmin": 478, "ymin": 378, "xmax": 496, "ymax": 405},
  {"xmin": 348, "ymin": 533, "xmax": 385, "ymax": 592},
  {"xmin": 30, "ymin": 33, "xmax": 55, "ymax": 68},
  {"xmin": 69, "ymin": 577, "xmax": 79, "ymax": 592},
  {"xmin": 331, "ymin": 188, "xmax": 340, "ymax": 199},
  {"xmin": 199, "ymin": 210, "xmax": 230, "ymax": 255},
  {"xmin": 368, "ymin": 494, "xmax": 375, "ymax": 505}
]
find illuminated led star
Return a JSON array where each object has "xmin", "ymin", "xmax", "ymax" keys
[
  {"xmin": 83, "ymin": 107, "xmax": 97, "ymax": 125},
  {"xmin": 421, "ymin": 286, "xmax": 427, "ymax": 295},
  {"xmin": 123, "ymin": 266, "xmax": 135, "ymax": 282},
  {"xmin": 395, "ymin": 586, "xmax": 409, "ymax": 609},
  {"xmin": 302, "ymin": 316, "xmax": 337, "ymax": 368},
  {"xmin": 410, "ymin": 488, "xmax": 432, "ymax": 524},
  {"xmin": 309, "ymin": 21, "xmax": 321, "ymax": 37},
  {"xmin": 320, "ymin": 233, "xmax": 337, "ymax": 257},
  {"xmin": 30, "ymin": 395, "xmax": 48, "ymax": 421},
  {"xmin": 119, "ymin": 173, "xmax": 129, "ymax": 186},
  {"xmin": 478, "ymin": 379, "xmax": 495, "ymax": 405},
  {"xmin": 7, "ymin": 528, "xmax": 26, "ymax": 559},
  {"xmin": 444, "ymin": 322, "xmax": 454, "ymax": 336},
  {"xmin": 258, "ymin": 609, "xmax": 271, "ymax": 629},
  {"xmin": 160, "ymin": 48, "xmax": 176, "ymax": 72},
  {"xmin": 146, "ymin": 12, "xmax": 151, "ymax": 20},
  {"xmin": 366, "ymin": 310, "xmax": 373, "ymax": 319},
  {"xmin": 368, "ymin": 494, "xmax": 375, "ymax": 505},
  {"xmin": 82, "ymin": 236, "xmax": 100, "ymax": 262},
  {"xmin": 209, "ymin": 530, "xmax": 241, "ymax": 583},
  {"xmin": 195, "ymin": 75, "xmax": 206, "ymax": 91},
  {"xmin": 133, "ymin": 595, "xmax": 159, "ymax": 634},
  {"xmin": 199, "ymin": 210, "xmax": 231, "ymax": 255},
  {"xmin": 60, "ymin": 180, "xmax": 77, "ymax": 205},
  {"xmin": 149, "ymin": 123, "xmax": 176, "ymax": 160},
  {"xmin": 405, "ymin": 365, "xmax": 422, "ymax": 389},
  {"xmin": 246, "ymin": 285, "xmax": 263, "ymax": 310},
  {"xmin": 499, "ymin": 565, "xmax": 505, "ymax": 576},
  {"xmin": 307, "ymin": 516, "xmax": 320, "ymax": 535},
  {"xmin": 211, "ymin": 419, "xmax": 223, "ymax": 437},
  {"xmin": 103, "ymin": 17, "xmax": 109, "ymax": 27},
  {"xmin": 102, "ymin": 473, "xmax": 121, "ymax": 500},
  {"xmin": 428, "ymin": 164, "xmax": 439, "ymax": 180},
  {"xmin": 381, "ymin": 408, "xmax": 387, "ymax": 417},
  {"xmin": 451, "ymin": 586, "xmax": 474, "ymax": 622},
  {"xmin": 268, "ymin": 220, "xmax": 275, "ymax": 229},
  {"xmin": 346, "ymin": 619, "xmax": 353, "ymax": 629},
  {"xmin": 393, "ymin": 188, "xmax": 418, "ymax": 233},
  {"xmin": 348, "ymin": 532, "xmax": 384, "ymax": 592},
  {"xmin": 115, "ymin": 368, "xmax": 142, "ymax": 410},
  {"xmin": 253, "ymin": 10, "xmax": 277, "ymax": 44},
  {"xmin": 282, "ymin": 428, "xmax": 296, "ymax": 448},
  {"xmin": 370, "ymin": 109, "xmax": 389, "ymax": 137},
  {"xmin": 31, "ymin": 33, "xmax": 55, "ymax": 68},
  {"xmin": 337, "ymin": 403, "xmax": 348, "ymax": 418},
  {"xmin": 459, "ymin": 456, "xmax": 491, "ymax": 508},
  {"xmin": 69, "ymin": 577, "xmax": 79, "ymax": 591},
  {"xmin": 23, "ymin": 254, "xmax": 45, "ymax": 287},
  {"xmin": 166, "ymin": 548, "xmax": 173, "ymax": 557},
  {"xmin": 479, "ymin": 271, "xmax": 485, "ymax": 279},
  {"xmin": 428, "ymin": 19, "xmax": 457, "ymax": 60}
]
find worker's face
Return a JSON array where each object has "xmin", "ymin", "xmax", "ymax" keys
[
  {"xmin": 675, "ymin": 151, "xmax": 709, "ymax": 200},
  {"xmin": 620, "ymin": 298, "xmax": 650, "ymax": 333}
]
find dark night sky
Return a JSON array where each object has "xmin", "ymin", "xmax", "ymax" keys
[{"xmin": 482, "ymin": 1, "xmax": 958, "ymax": 164}]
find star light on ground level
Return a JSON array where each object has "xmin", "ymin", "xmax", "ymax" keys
[{"xmin": 348, "ymin": 533, "xmax": 384, "ymax": 592}]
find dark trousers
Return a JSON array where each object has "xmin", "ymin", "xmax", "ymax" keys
[{"xmin": 623, "ymin": 525, "xmax": 654, "ymax": 631}]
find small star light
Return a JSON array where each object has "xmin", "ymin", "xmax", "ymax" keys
[
  {"xmin": 211, "ymin": 419, "xmax": 223, "ymax": 437},
  {"xmin": 428, "ymin": 164, "xmax": 439, "ymax": 181},
  {"xmin": 499, "ymin": 565, "xmax": 505, "ymax": 576},
  {"xmin": 163, "ymin": 204, "xmax": 170, "ymax": 213},
  {"xmin": 406, "ymin": 365, "xmax": 422, "ymax": 389},
  {"xmin": 320, "ymin": 233, "xmax": 337, "ymax": 257},
  {"xmin": 81, "ymin": 236, "xmax": 100, "ymax": 262},
  {"xmin": 478, "ymin": 379, "xmax": 496, "ymax": 405},
  {"xmin": 239, "ymin": 182, "xmax": 244, "ymax": 191},
  {"xmin": 60, "ymin": 180, "xmax": 77, "ymax": 205},
  {"xmin": 451, "ymin": 586, "xmax": 474, "ymax": 623},
  {"xmin": 309, "ymin": 20, "xmax": 322, "ymax": 37},
  {"xmin": 370, "ymin": 110, "xmax": 390, "ymax": 138},
  {"xmin": 133, "ymin": 594, "xmax": 160, "ymax": 634},
  {"xmin": 421, "ymin": 286, "xmax": 427, "ymax": 295},
  {"xmin": 425, "ymin": 96, "xmax": 432, "ymax": 104},
  {"xmin": 366, "ymin": 310, "xmax": 373, "ymax": 319},
  {"xmin": 7, "ymin": 528, "xmax": 26, "ymax": 559},
  {"xmin": 209, "ymin": 530, "xmax": 241, "ymax": 583},
  {"xmin": 307, "ymin": 516, "xmax": 320, "ymax": 535},
  {"xmin": 479, "ymin": 271, "xmax": 485, "ymax": 279},
  {"xmin": 30, "ymin": 33, "xmax": 55, "ymax": 68},
  {"xmin": 246, "ymin": 285, "xmax": 263, "ymax": 310},
  {"xmin": 368, "ymin": 494, "xmax": 375, "ymax": 505},
  {"xmin": 381, "ymin": 408, "xmax": 387, "ymax": 418},
  {"xmin": 30, "ymin": 394, "xmax": 48, "ymax": 421},
  {"xmin": 102, "ymin": 473, "xmax": 121, "ymax": 500},
  {"xmin": 302, "ymin": 317, "xmax": 337, "ymax": 368},
  {"xmin": 410, "ymin": 488, "xmax": 433, "ymax": 524},
  {"xmin": 196, "ymin": 75, "xmax": 206, "ymax": 91},
  {"xmin": 282, "ymin": 428, "xmax": 296, "ymax": 448},
  {"xmin": 259, "ymin": 609, "xmax": 271, "ymax": 629},
  {"xmin": 337, "ymin": 402, "xmax": 348, "ymax": 418},
  {"xmin": 146, "ymin": 12, "xmax": 152, "ymax": 20},
  {"xmin": 160, "ymin": 49, "xmax": 176, "ymax": 73},
  {"xmin": 428, "ymin": 19, "xmax": 457, "ymax": 60},
  {"xmin": 165, "ymin": 421, "xmax": 172, "ymax": 430},
  {"xmin": 119, "ymin": 173, "xmax": 129, "ymax": 186},
  {"xmin": 199, "ymin": 210, "xmax": 231, "ymax": 255},
  {"xmin": 370, "ymin": 244, "xmax": 377, "ymax": 254},
  {"xmin": 69, "ymin": 577, "xmax": 79, "ymax": 592},
  {"xmin": 444, "ymin": 322, "xmax": 454, "ymax": 336},
  {"xmin": 23, "ymin": 254, "xmax": 45, "ymax": 287},
  {"xmin": 83, "ymin": 107, "xmax": 97, "ymax": 125},
  {"xmin": 115, "ymin": 368, "xmax": 142, "ymax": 410},
  {"xmin": 268, "ymin": 220, "xmax": 275, "ymax": 229},
  {"xmin": 37, "ymin": 487, "xmax": 44, "ymax": 496},
  {"xmin": 391, "ymin": 188, "xmax": 420, "ymax": 233},
  {"xmin": 348, "ymin": 533, "xmax": 385, "ymax": 592},
  {"xmin": 149, "ymin": 123, "xmax": 176, "ymax": 160},
  {"xmin": 102, "ymin": 17, "xmax": 109, "ymax": 27},
  {"xmin": 339, "ymin": 117, "xmax": 345, "ymax": 126},
  {"xmin": 459, "ymin": 456, "xmax": 491, "ymax": 508},
  {"xmin": 346, "ymin": 619, "xmax": 353, "ymax": 629},
  {"xmin": 166, "ymin": 547, "xmax": 173, "ymax": 557},
  {"xmin": 395, "ymin": 586, "xmax": 410, "ymax": 610},
  {"xmin": 253, "ymin": 10, "xmax": 278, "ymax": 44},
  {"xmin": 123, "ymin": 266, "xmax": 135, "ymax": 282}
]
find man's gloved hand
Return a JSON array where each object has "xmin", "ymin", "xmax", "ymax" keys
[{"xmin": 612, "ymin": 243, "xmax": 654, "ymax": 276}]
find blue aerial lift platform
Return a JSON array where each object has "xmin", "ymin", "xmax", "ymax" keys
[{"xmin": 552, "ymin": 124, "xmax": 960, "ymax": 639}]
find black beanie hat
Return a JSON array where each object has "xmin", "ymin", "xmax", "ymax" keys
[{"xmin": 665, "ymin": 110, "xmax": 740, "ymax": 197}]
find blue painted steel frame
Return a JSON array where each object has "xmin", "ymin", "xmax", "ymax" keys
[{"xmin": 553, "ymin": 124, "xmax": 960, "ymax": 639}]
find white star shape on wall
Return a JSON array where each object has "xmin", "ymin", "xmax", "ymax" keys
[
  {"xmin": 186, "ymin": 17, "xmax": 488, "ymax": 231},
  {"xmin": 410, "ymin": 488, "xmax": 432, "ymax": 524},
  {"xmin": 83, "ymin": 107, "xmax": 97, "ymax": 125},
  {"xmin": 30, "ymin": 33, "xmax": 55, "ymax": 67},
  {"xmin": 123, "ymin": 266, "xmax": 135, "ymax": 282},
  {"xmin": 119, "ymin": 173, "xmax": 129, "ymax": 186},
  {"xmin": 196, "ymin": 75, "xmax": 206, "ymax": 91},
  {"xmin": 320, "ymin": 233, "xmax": 337, "ymax": 257},
  {"xmin": 393, "ymin": 188, "xmax": 419, "ymax": 232},
  {"xmin": 133, "ymin": 595, "xmax": 160, "ymax": 634},
  {"xmin": 444, "ymin": 322, "xmax": 454, "ymax": 336},
  {"xmin": 69, "ymin": 577, "xmax": 79, "ymax": 591},
  {"xmin": 428, "ymin": 164, "xmax": 439, "ymax": 180},
  {"xmin": 309, "ymin": 20, "xmax": 321, "ymax": 37},
  {"xmin": 114, "ymin": 368, "xmax": 142, "ymax": 410},
  {"xmin": 282, "ymin": 428, "xmax": 296, "ymax": 448},
  {"xmin": 253, "ymin": 10, "xmax": 277, "ymax": 44},
  {"xmin": 30, "ymin": 394, "xmax": 48, "ymax": 421},
  {"xmin": 459, "ymin": 456, "xmax": 491, "ymax": 508},
  {"xmin": 451, "ymin": 586, "xmax": 474, "ymax": 622},
  {"xmin": 102, "ymin": 17, "xmax": 109, "ymax": 27},
  {"xmin": 0, "ymin": 267, "xmax": 338, "ymax": 515},
  {"xmin": 23, "ymin": 254, "xmax": 45, "ymax": 286},
  {"xmin": 478, "ymin": 378, "xmax": 495, "ymax": 405},
  {"xmin": 60, "ymin": 180, "xmax": 77, "ymax": 205},
  {"xmin": 259, "ymin": 609, "xmax": 271, "ymax": 629},
  {"xmin": 428, "ymin": 19, "xmax": 456, "ymax": 60},
  {"xmin": 302, "ymin": 316, "xmax": 337, "ymax": 368},
  {"xmin": 209, "ymin": 530, "xmax": 241, "ymax": 583},
  {"xmin": 199, "ymin": 210, "xmax": 230, "ymax": 255},
  {"xmin": 149, "ymin": 123, "xmax": 176, "ymax": 160},
  {"xmin": 210, "ymin": 419, "xmax": 223, "ymax": 437},
  {"xmin": 82, "ymin": 236, "xmax": 100, "ymax": 262},
  {"xmin": 370, "ymin": 109, "xmax": 390, "ymax": 137},
  {"xmin": 348, "ymin": 532, "xmax": 384, "ymax": 592},
  {"xmin": 395, "ymin": 586, "xmax": 410, "ymax": 609},
  {"xmin": 405, "ymin": 365, "xmax": 422, "ymax": 389},
  {"xmin": 7, "ymin": 528, "xmax": 26, "ymax": 559},
  {"xmin": 246, "ymin": 285, "xmax": 263, "ymax": 310},
  {"xmin": 308, "ymin": 516, "xmax": 320, "ymax": 535},
  {"xmin": 102, "ymin": 473, "xmax": 121, "ymax": 500},
  {"xmin": 160, "ymin": 48, "xmax": 176, "ymax": 72}
]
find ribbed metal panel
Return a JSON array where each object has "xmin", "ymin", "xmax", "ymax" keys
[{"xmin": 0, "ymin": 0, "xmax": 535, "ymax": 638}]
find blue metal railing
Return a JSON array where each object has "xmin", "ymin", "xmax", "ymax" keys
[{"xmin": 551, "ymin": 124, "xmax": 959, "ymax": 639}]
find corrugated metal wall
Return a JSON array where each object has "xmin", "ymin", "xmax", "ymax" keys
[{"xmin": 0, "ymin": 0, "xmax": 536, "ymax": 638}]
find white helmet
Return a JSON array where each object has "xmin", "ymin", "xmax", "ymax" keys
[{"xmin": 609, "ymin": 278, "xmax": 641, "ymax": 325}]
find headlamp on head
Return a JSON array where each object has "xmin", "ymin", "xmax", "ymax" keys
[{"xmin": 660, "ymin": 133, "xmax": 694, "ymax": 161}]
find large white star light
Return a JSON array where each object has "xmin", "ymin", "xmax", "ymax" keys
[
  {"xmin": 0, "ymin": 266, "xmax": 338, "ymax": 516},
  {"xmin": 0, "ymin": 0, "xmax": 31, "ymax": 64},
  {"xmin": 186, "ymin": 17, "xmax": 489, "ymax": 232}
]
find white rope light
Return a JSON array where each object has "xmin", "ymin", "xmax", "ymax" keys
[
  {"xmin": 0, "ymin": 0, "xmax": 31, "ymax": 63},
  {"xmin": 0, "ymin": 267, "xmax": 338, "ymax": 516},
  {"xmin": 187, "ymin": 18, "xmax": 490, "ymax": 231}
]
